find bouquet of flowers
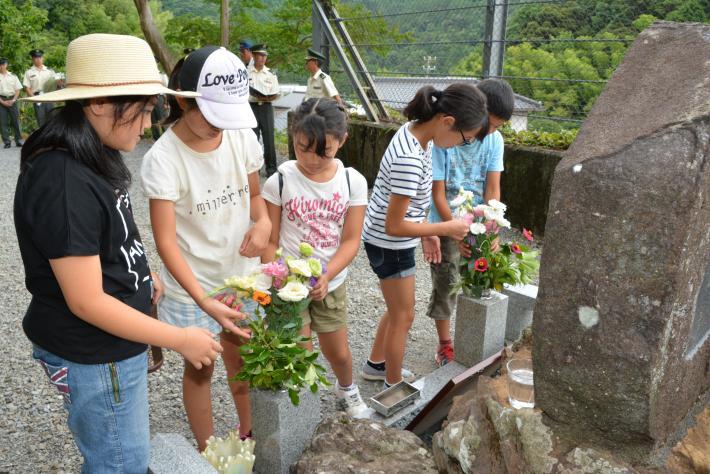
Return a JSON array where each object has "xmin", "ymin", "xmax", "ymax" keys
[
  {"xmin": 450, "ymin": 188, "xmax": 539, "ymax": 298},
  {"xmin": 209, "ymin": 242, "xmax": 330, "ymax": 405}
]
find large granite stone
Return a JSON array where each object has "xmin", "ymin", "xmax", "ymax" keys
[
  {"xmin": 291, "ymin": 413, "xmax": 438, "ymax": 473},
  {"xmin": 533, "ymin": 20, "xmax": 710, "ymax": 458},
  {"xmin": 455, "ymin": 292, "xmax": 508, "ymax": 367},
  {"xmin": 251, "ymin": 388, "xmax": 320, "ymax": 474}
]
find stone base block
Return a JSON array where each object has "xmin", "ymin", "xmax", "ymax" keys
[
  {"xmin": 149, "ymin": 433, "xmax": 216, "ymax": 474},
  {"xmin": 454, "ymin": 292, "xmax": 508, "ymax": 367},
  {"xmin": 502, "ymin": 284, "xmax": 538, "ymax": 342},
  {"xmin": 251, "ymin": 388, "xmax": 321, "ymax": 474}
]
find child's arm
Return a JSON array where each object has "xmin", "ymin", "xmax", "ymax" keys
[
  {"xmin": 385, "ymin": 195, "xmax": 469, "ymax": 240},
  {"xmin": 483, "ymin": 171, "xmax": 501, "ymax": 203},
  {"xmin": 310, "ymin": 205, "xmax": 366, "ymax": 301},
  {"xmin": 263, "ymin": 201, "xmax": 282, "ymax": 263},
  {"xmin": 432, "ymin": 180, "xmax": 453, "ymax": 221},
  {"xmin": 49, "ymin": 256, "xmax": 223, "ymax": 369},
  {"xmin": 149, "ymin": 199, "xmax": 251, "ymax": 338},
  {"xmin": 240, "ymin": 171, "xmax": 272, "ymax": 258}
]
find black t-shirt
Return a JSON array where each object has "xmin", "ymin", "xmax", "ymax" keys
[{"xmin": 14, "ymin": 150, "xmax": 151, "ymax": 364}]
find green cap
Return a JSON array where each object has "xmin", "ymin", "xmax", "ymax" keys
[
  {"xmin": 251, "ymin": 44, "xmax": 268, "ymax": 55},
  {"xmin": 305, "ymin": 48, "xmax": 326, "ymax": 63}
]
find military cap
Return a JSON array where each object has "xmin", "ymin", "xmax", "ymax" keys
[
  {"xmin": 251, "ymin": 44, "xmax": 268, "ymax": 55},
  {"xmin": 29, "ymin": 49, "xmax": 44, "ymax": 58},
  {"xmin": 0, "ymin": 58, "xmax": 8, "ymax": 65},
  {"xmin": 239, "ymin": 40, "xmax": 253, "ymax": 50},
  {"xmin": 305, "ymin": 48, "xmax": 326, "ymax": 63}
]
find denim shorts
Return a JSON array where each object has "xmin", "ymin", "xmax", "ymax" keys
[
  {"xmin": 364, "ymin": 242, "xmax": 417, "ymax": 280},
  {"xmin": 32, "ymin": 345, "xmax": 149, "ymax": 473}
]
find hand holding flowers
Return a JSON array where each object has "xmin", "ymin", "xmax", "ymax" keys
[{"xmin": 208, "ymin": 242, "xmax": 330, "ymax": 405}]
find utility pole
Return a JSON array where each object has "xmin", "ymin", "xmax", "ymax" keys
[{"xmin": 220, "ymin": 0, "xmax": 230, "ymax": 47}]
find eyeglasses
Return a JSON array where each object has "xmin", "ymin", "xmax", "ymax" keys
[{"xmin": 459, "ymin": 129, "xmax": 474, "ymax": 146}]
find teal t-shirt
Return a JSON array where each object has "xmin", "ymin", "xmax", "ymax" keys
[{"xmin": 429, "ymin": 130, "xmax": 504, "ymax": 223}]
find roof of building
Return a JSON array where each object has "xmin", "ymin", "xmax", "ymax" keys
[{"xmin": 371, "ymin": 76, "xmax": 544, "ymax": 113}]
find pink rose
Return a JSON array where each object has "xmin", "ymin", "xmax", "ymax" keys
[{"xmin": 262, "ymin": 261, "xmax": 289, "ymax": 279}]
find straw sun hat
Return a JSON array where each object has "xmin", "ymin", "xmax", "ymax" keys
[{"xmin": 23, "ymin": 33, "xmax": 199, "ymax": 103}]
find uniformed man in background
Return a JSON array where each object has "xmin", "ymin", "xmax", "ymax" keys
[
  {"xmin": 0, "ymin": 58, "xmax": 23, "ymax": 148},
  {"xmin": 248, "ymin": 44, "xmax": 280, "ymax": 176},
  {"xmin": 23, "ymin": 49, "xmax": 56, "ymax": 127},
  {"xmin": 239, "ymin": 40, "xmax": 254, "ymax": 68},
  {"xmin": 304, "ymin": 48, "xmax": 341, "ymax": 103}
]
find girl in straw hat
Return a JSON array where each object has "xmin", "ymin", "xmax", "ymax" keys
[
  {"xmin": 14, "ymin": 34, "xmax": 223, "ymax": 472},
  {"xmin": 141, "ymin": 46, "xmax": 270, "ymax": 450}
]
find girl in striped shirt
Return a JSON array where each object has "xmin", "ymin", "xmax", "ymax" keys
[{"xmin": 361, "ymin": 84, "xmax": 488, "ymax": 387}]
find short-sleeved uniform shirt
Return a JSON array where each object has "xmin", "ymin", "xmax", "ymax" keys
[
  {"xmin": 248, "ymin": 65, "xmax": 280, "ymax": 102},
  {"xmin": 429, "ymin": 130, "xmax": 505, "ymax": 222},
  {"xmin": 262, "ymin": 159, "xmax": 368, "ymax": 292},
  {"xmin": 141, "ymin": 128, "xmax": 264, "ymax": 303},
  {"xmin": 0, "ymin": 71, "xmax": 22, "ymax": 97},
  {"xmin": 363, "ymin": 122, "xmax": 432, "ymax": 249},
  {"xmin": 304, "ymin": 69, "xmax": 338, "ymax": 100},
  {"xmin": 22, "ymin": 65, "xmax": 55, "ymax": 93},
  {"xmin": 14, "ymin": 150, "xmax": 151, "ymax": 364}
]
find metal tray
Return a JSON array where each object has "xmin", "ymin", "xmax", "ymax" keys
[{"xmin": 369, "ymin": 380, "xmax": 421, "ymax": 417}]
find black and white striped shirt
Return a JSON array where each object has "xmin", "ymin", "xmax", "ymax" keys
[{"xmin": 363, "ymin": 122, "xmax": 432, "ymax": 249}]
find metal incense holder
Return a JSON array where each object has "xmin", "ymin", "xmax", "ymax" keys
[{"xmin": 369, "ymin": 380, "xmax": 421, "ymax": 417}]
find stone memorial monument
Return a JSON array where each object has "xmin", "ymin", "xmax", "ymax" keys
[{"xmin": 533, "ymin": 21, "xmax": 710, "ymax": 462}]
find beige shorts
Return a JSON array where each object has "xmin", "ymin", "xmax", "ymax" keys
[{"xmin": 301, "ymin": 283, "xmax": 348, "ymax": 333}]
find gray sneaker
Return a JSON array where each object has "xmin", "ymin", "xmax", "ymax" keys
[{"xmin": 361, "ymin": 361, "xmax": 415, "ymax": 382}]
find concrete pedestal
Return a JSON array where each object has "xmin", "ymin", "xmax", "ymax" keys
[
  {"xmin": 454, "ymin": 291, "xmax": 508, "ymax": 367},
  {"xmin": 502, "ymin": 284, "xmax": 538, "ymax": 342},
  {"xmin": 251, "ymin": 388, "xmax": 321, "ymax": 474}
]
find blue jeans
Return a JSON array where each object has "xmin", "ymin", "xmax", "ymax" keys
[{"xmin": 32, "ymin": 345, "xmax": 150, "ymax": 473}]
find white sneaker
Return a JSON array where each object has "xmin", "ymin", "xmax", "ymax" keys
[{"xmin": 335, "ymin": 384, "xmax": 373, "ymax": 419}]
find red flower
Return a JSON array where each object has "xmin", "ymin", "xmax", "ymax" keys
[
  {"xmin": 511, "ymin": 243, "xmax": 522, "ymax": 254},
  {"xmin": 474, "ymin": 257, "xmax": 489, "ymax": 272},
  {"xmin": 523, "ymin": 228, "xmax": 534, "ymax": 242}
]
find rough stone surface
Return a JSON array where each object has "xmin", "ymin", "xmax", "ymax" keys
[
  {"xmin": 432, "ymin": 375, "xmax": 639, "ymax": 474},
  {"xmin": 455, "ymin": 292, "xmax": 508, "ymax": 367},
  {"xmin": 251, "ymin": 388, "xmax": 320, "ymax": 474},
  {"xmin": 291, "ymin": 413, "xmax": 438, "ymax": 473},
  {"xmin": 149, "ymin": 433, "xmax": 217, "ymax": 474},
  {"xmin": 666, "ymin": 405, "xmax": 710, "ymax": 474},
  {"xmin": 502, "ymin": 284, "xmax": 537, "ymax": 342},
  {"xmin": 533, "ymin": 20, "xmax": 710, "ymax": 457}
]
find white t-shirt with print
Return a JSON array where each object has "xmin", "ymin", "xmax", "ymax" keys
[
  {"xmin": 262, "ymin": 159, "xmax": 368, "ymax": 293},
  {"xmin": 141, "ymin": 127, "xmax": 264, "ymax": 303}
]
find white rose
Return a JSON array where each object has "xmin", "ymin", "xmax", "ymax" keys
[
  {"xmin": 224, "ymin": 275, "xmax": 256, "ymax": 291},
  {"xmin": 483, "ymin": 207, "xmax": 502, "ymax": 221},
  {"xmin": 278, "ymin": 281, "xmax": 310, "ymax": 302},
  {"xmin": 487, "ymin": 199, "xmax": 507, "ymax": 212},
  {"xmin": 495, "ymin": 216, "xmax": 511, "ymax": 228},
  {"xmin": 287, "ymin": 259, "xmax": 312, "ymax": 278},
  {"xmin": 251, "ymin": 272, "xmax": 273, "ymax": 292},
  {"xmin": 469, "ymin": 223, "xmax": 487, "ymax": 235}
]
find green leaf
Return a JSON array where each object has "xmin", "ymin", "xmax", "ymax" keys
[{"xmin": 288, "ymin": 388, "xmax": 300, "ymax": 406}]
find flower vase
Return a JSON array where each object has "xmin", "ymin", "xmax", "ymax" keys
[
  {"xmin": 250, "ymin": 387, "xmax": 321, "ymax": 473},
  {"xmin": 453, "ymin": 290, "xmax": 508, "ymax": 367},
  {"xmin": 463, "ymin": 285, "xmax": 493, "ymax": 300}
]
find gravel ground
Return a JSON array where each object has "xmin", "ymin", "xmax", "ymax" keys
[{"xmin": 0, "ymin": 141, "xmax": 542, "ymax": 472}]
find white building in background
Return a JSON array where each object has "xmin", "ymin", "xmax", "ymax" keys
[
  {"xmin": 273, "ymin": 85, "xmax": 306, "ymax": 132},
  {"xmin": 371, "ymin": 76, "xmax": 544, "ymax": 132}
]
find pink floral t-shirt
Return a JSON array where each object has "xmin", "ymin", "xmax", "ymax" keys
[{"xmin": 262, "ymin": 159, "xmax": 368, "ymax": 292}]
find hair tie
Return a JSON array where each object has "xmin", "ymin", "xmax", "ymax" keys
[{"xmin": 431, "ymin": 90, "xmax": 442, "ymax": 104}]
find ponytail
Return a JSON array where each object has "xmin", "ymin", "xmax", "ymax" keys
[
  {"xmin": 290, "ymin": 98, "xmax": 348, "ymax": 158},
  {"xmin": 403, "ymin": 83, "xmax": 487, "ymax": 132}
]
